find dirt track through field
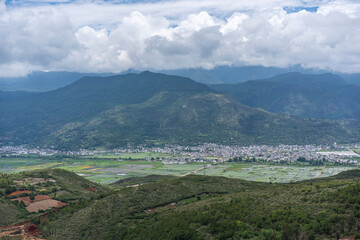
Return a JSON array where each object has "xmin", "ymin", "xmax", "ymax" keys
[
  {"xmin": 181, "ymin": 166, "xmax": 206, "ymax": 177},
  {"xmin": 318, "ymin": 165, "xmax": 327, "ymax": 178}
]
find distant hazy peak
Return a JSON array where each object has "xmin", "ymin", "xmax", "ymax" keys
[{"xmin": 266, "ymin": 72, "xmax": 346, "ymax": 85}]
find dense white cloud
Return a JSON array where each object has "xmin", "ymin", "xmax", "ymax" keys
[
  {"xmin": 0, "ymin": 0, "xmax": 79, "ymax": 75},
  {"xmin": 0, "ymin": 0, "xmax": 360, "ymax": 77}
]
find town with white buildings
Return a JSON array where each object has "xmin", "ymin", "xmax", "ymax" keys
[{"xmin": 1, "ymin": 143, "xmax": 359, "ymax": 165}]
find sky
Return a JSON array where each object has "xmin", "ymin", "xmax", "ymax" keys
[{"xmin": 0, "ymin": 0, "xmax": 359, "ymax": 77}]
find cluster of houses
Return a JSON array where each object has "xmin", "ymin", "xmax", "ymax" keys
[
  {"xmin": 1, "ymin": 143, "xmax": 359, "ymax": 165},
  {"xmin": 112, "ymin": 143, "xmax": 360, "ymax": 165}
]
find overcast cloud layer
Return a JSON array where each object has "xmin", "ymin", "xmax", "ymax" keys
[{"xmin": 0, "ymin": 0, "xmax": 359, "ymax": 77}]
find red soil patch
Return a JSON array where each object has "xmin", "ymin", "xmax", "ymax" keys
[
  {"xmin": 11, "ymin": 195, "xmax": 51, "ymax": 206},
  {"xmin": 26, "ymin": 224, "xmax": 40, "ymax": 235},
  {"xmin": 0, "ymin": 222, "xmax": 45, "ymax": 240},
  {"xmin": 26, "ymin": 199, "xmax": 67, "ymax": 213},
  {"xmin": 8, "ymin": 190, "xmax": 32, "ymax": 197},
  {"xmin": 88, "ymin": 186, "xmax": 97, "ymax": 192},
  {"xmin": 0, "ymin": 212, "xmax": 52, "ymax": 240},
  {"xmin": 11, "ymin": 197, "xmax": 32, "ymax": 206},
  {"xmin": 33, "ymin": 195, "xmax": 52, "ymax": 201},
  {"xmin": 0, "ymin": 221, "xmax": 31, "ymax": 231},
  {"xmin": 11, "ymin": 195, "xmax": 67, "ymax": 212}
]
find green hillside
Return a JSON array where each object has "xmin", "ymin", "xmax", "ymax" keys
[
  {"xmin": 211, "ymin": 72, "xmax": 360, "ymax": 120},
  {"xmin": 0, "ymin": 199, "xmax": 26, "ymax": 227},
  {"xmin": 0, "ymin": 169, "xmax": 109, "ymax": 227},
  {"xmin": 40, "ymin": 170, "xmax": 360, "ymax": 240},
  {"xmin": 1, "ymin": 71, "xmax": 360, "ymax": 149}
]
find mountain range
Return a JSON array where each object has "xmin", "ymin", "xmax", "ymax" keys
[
  {"xmin": 0, "ymin": 71, "xmax": 114, "ymax": 92},
  {"xmin": 1, "ymin": 71, "xmax": 360, "ymax": 149},
  {"xmin": 1, "ymin": 66, "xmax": 359, "ymax": 92},
  {"xmin": 211, "ymin": 72, "xmax": 360, "ymax": 120}
]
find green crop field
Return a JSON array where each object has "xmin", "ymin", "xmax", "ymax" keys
[
  {"xmin": 214, "ymin": 164, "xmax": 355, "ymax": 182},
  {"xmin": 0, "ymin": 156, "xmax": 356, "ymax": 184}
]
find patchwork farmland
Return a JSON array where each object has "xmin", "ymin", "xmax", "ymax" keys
[{"xmin": 0, "ymin": 156, "xmax": 355, "ymax": 184}]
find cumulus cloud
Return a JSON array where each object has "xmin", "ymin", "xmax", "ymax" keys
[
  {"xmin": 0, "ymin": 0, "xmax": 360, "ymax": 77},
  {"xmin": 0, "ymin": 2, "xmax": 79, "ymax": 75}
]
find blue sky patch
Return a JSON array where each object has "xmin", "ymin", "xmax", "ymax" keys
[{"xmin": 283, "ymin": 6, "xmax": 318, "ymax": 14}]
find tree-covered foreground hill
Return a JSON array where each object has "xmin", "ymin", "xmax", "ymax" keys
[
  {"xmin": 0, "ymin": 169, "xmax": 108, "ymax": 227},
  {"xmin": 1, "ymin": 71, "xmax": 360, "ymax": 149},
  {"xmin": 40, "ymin": 170, "xmax": 360, "ymax": 240}
]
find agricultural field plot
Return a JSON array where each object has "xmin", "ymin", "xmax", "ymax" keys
[
  {"xmin": 135, "ymin": 164, "xmax": 206, "ymax": 176},
  {"xmin": 321, "ymin": 167, "xmax": 357, "ymax": 177},
  {"xmin": 0, "ymin": 158, "xmax": 60, "ymax": 173},
  {"xmin": 51, "ymin": 160, "xmax": 156, "ymax": 184},
  {"xmin": 0, "ymin": 157, "xmax": 157, "ymax": 183},
  {"xmin": 200, "ymin": 165, "xmax": 228, "ymax": 175},
  {"xmin": 214, "ymin": 164, "xmax": 356, "ymax": 183},
  {"xmin": 88, "ymin": 152, "xmax": 181, "ymax": 159},
  {"xmin": 81, "ymin": 164, "xmax": 153, "ymax": 184}
]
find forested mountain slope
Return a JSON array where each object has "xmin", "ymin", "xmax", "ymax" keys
[
  {"xmin": 211, "ymin": 72, "xmax": 360, "ymax": 120},
  {"xmin": 1, "ymin": 72, "xmax": 360, "ymax": 149}
]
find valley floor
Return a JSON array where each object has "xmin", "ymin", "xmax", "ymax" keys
[{"xmin": 0, "ymin": 155, "xmax": 356, "ymax": 184}]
